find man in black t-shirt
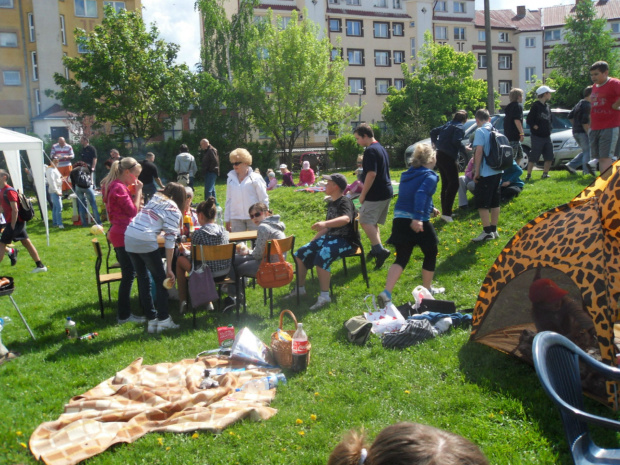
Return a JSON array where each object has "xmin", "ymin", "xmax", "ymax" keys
[
  {"xmin": 80, "ymin": 136, "xmax": 97, "ymax": 184},
  {"xmin": 139, "ymin": 152, "xmax": 164, "ymax": 203},
  {"xmin": 354, "ymin": 123, "xmax": 393, "ymax": 270},
  {"xmin": 503, "ymin": 88, "xmax": 525, "ymax": 163}
]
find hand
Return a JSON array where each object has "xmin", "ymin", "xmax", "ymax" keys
[
  {"xmin": 178, "ymin": 243, "xmax": 187, "ymax": 253},
  {"xmin": 410, "ymin": 220, "xmax": 423, "ymax": 232},
  {"xmin": 134, "ymin": 179, "xmax": 143, "ymax": 190},
  {"xmin": 432, "ymin": 208, "xmax": 440, "ymax": 218},
  {"xmin": 225, "ymin": 221, "xmax": 231, "ymax": 232},
  {"xmin": 519, "ymin": 134, "xmax": 524, "ymax": 141},
  {"xmin": 501, "ymin": 181, "xmax": 510, "ymax": 187},
  {"xmin": 166, "ymin": 270, "xmax": 175, "ymax": 284},
  {"xmin": 311, "ymin": 221, "xmax": 326, "ymax": 232},
  {"xmin": 533, "ymin": 125, "xmax": 538, "ymax": 130}
]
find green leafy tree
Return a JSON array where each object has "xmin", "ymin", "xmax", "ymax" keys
[
  {"xmin": 331, "ymin": 133, "xmax": 363, "ymax": 169},
  {"xmin": 235, "ymin": 10, "xmax": 358, "ymax": 166},
  {"xmin": 547, "ymin": 0, "xmax": 620, "ymax": 108},
  {"xmin": 47, "ymin": 5, "xmax": 194, "ymax": 147}
]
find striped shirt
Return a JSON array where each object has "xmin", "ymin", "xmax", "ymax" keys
[
  {"xmin": 192, "ymin": 223, "xmax": 230, "ymax": 276},
  {"xmin": 50, "ymin": 143, "xmax": 75, "ymax": 167},
  {"xmin": 125, "ymin": 193, "xmax": 181, "ymax": 253}
]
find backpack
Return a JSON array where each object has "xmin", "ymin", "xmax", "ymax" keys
[
  {"xmin": 485, "ymin": 128, "xmax": 514, "ymax": 170},
  {"xmin": 76, "ymin": 168, "xmax": 92, "ymax": 189},
  {"xmin": 3, "ymin": 187, "xmax": 35, "ymax": 222}
]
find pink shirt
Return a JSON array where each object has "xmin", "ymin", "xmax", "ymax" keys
[
  {"xmin": 590, "ymin": 77, "xmax": 620, "ymax": 130},
  {"xmin": 297, "ymin": 169, "xmax": 315, "ymax": 185},
  {"xmin": 105, "ymin": 180, "xmax": 137, "ymax": 248}
]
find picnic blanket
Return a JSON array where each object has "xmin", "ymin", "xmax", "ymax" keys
[
  {"xmin": 295, "ymin": 186, "xmax": 325, "ymax": 193},
  {"xmin": 30, "ymin": 356, "xmax": 280, "ymax": 465}
]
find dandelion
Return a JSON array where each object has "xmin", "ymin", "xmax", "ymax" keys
[
  {"xmin": 499, "ymin": 410, "xmax": 504, "ymax": 415},
  {"xmin": 404, "ymin": 390, "xmax": 410, "ymax": 394},
  {"xmin": 281, "ymin": 448, "xmax": 287, "ymax": 452},
  {"xmin": 166, "ymin": 447, "xmax": 171, "ymax": 451},
  {"xmin": 20, "ymin": 442, "xmax": 27, "ymax": 448},
  {"xmin": 192, "ymin": 433, "xmax": 199, "ymax": 439},
  {"xmin": 229, "ymin": 431, "xmax": 235, "ymax": 436},
  {"xmin": 157, "ymin": 438, "xmax": 164, "ymax": 446},
  {"xmin": 310, "ymin": 414, "xmax": 317, "ymax": 421},
  {"xmin": 298, "ymin": 431, "xmax": 305, "ymax": 436},
  {"xmin": 488, "ymin": 413, "xmax": 495, "ymax": 419},
  {"xmin": 314, "ymin": 392, "xmax": 319, "ymax": 397},
  {"xmin": 16, "ymin": 431, "xmax": 23, "ymax": 436},
  {"xmin": 296, "ymin": 419, "xmax": 303, "ymax": 425}
]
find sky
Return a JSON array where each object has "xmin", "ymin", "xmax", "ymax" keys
[{"xmin": 141, "ymin": 0, "xmax": 577, "ymax": 70}]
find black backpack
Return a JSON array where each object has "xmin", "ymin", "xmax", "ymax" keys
[
  {"xmin": 76, "ymin": 168, "xmax": 92, "ymax": 189},
  {"xmin": 485, "ymin": 128, "xmax": 514, "ymax": 170},
  {"xmin": 3, "ymin": 188, "xmax": 35, "ymax": 222}
]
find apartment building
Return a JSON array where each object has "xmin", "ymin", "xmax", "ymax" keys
[{"xmin": 0, "ymin": 0, "xmax": 140, "ymax": 140}]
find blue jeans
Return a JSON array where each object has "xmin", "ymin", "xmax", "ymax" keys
[
  {"xmin": 567, "ymin": 132, "xmax": 591, "ymax": 173},
  {"xmin": 142, "ymin": 182, "xmax": 157, "ymax": 204},
  {"xmin": 128, "ymin": 249, "xmax": 168, "ymax": 321},
  {"xmin": 204, "ymin": 172, "xmax": 217, "ymax": 203},
  {"xmin": 75, "ymin": 186, "xmax": 101, "ymax": 225},
  {"xmin": 50, "ymin": 192, "xmax": 62, "ymax": 226}
]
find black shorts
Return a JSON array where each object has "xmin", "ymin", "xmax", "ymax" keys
[
  {"xmin": 387, "ymin": 218, "xmax": 438, "ymax": 271},
  {"xmin": 474, "ymin": 174, "xmax": 502, "ymax": 210},
  {"xmin": 0, "ymin": 222, "xmax": 28, "ymax": 244},
  {"xmin": 530, "ymin": 134, "xmax": 554, "ymax": 162}
]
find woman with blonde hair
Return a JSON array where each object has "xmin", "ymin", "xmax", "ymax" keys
[
  {"xmin": 224, "ymin": 148, "xmax": 269, "ymax": 232},
  {"xmin": 100, "ymin": 157, "xmax": 146, "ymax": 324}
]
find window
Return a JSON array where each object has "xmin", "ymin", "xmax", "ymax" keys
[
  {"xmin": 435, "ymin": 26, "xmax": 447, "ymax": 40},
  {"xmin": 78, "ymin": 43, "xmax": 89, "ymax": 54},
  {"xmin": 612, "ymin": 23, "xmax": 620, "ymax": 34},
  {"xmin": 393, "ymin": 22, "xmax": 404, "ymax": 36},
  {"xmin": 498, "ymin": 32, "xmax": 509, "ymax": 43},
  {"xmin": 0, "ymin": 0, "xmax": 14, "ymax": 7},
  {"xmin": 60, "ymin": 15, "xmax": 66, "ymax": 45},
  {"xmin": 525, "ymin": 37, "xmax": 535, "ymax": 47},
  {"xmin": 328, "ymin": 0, "xmax": 339, "ymax": 4},
  {"xmin": 499, "ymin": 80, "xmax": 512, "ymax": 95},
  {"xmin": 329, "ymin": 19, "xmax": 341, "ymax": 32},
  {"xmin": 279, "ymin": 17, "xmax": 291, "ymax": 29},
  {"xmin": 478, "ymin": 54, "xmax": 487, "ymax": 69},
  {"xmin": 346, "ymin": 20, "xmax": 363, "ymax": 37},
  {"xmin": 103, "ymin": 1, "xmax": 125, "ymax": 13},
  {"xmin": 545, "ymin": 53, "xmax": 556, "ymax": 68},
  {"xmin": 3, "ymin": 70, "xmax": 21, "ymax": 86},
  {"xmin": 28, "ymin": 13, "xmax": 35, "ymax": 42},
  {"xmin": 394, "ymin": 79, "xmax": 405, "ymax": 90},
  {"xmin": 454, "ymin": 2, "xmax": 465, "ymax": 13},
  {"xmin": 346, "ymin": 0, "xmax": 361, "ymax": 5},
  {"xmin": 331, "ymin": 48, "xmax": 341, "ymax": 61},
  {"xmin": 434, "ymin": 1, "xmax": 446, "ymax": 12},
  {"xmin": 478, "ymin": 30, "xmax": 485, "ymax": 41},
  {"xmin": 34, "ymin": 89, "xmax": 41, "ymax": 115},
  {"xmin": 393, "ymin": 51, "xmax": 405, "ymax": 64},
  {"xmin": 393, "ymin": 0, "xmax": 401, "ymax": 9},
  {"xmin": 375, "ymin": 0, "xmax": 387, "ymax": 7},
  {"xmin": 64, "ymin": 53, "xmax": 69, "ymax": 79},
  {"xmin": 544, "ymin": 29, "xmax": 561, "ymax": 41},
  {"xmin": 498, "ymin": 54, "xmax": 512, "ymax": 69},
  {"xmin": 375, "ymin": 50, "xmax": 390, "ymax": 66},
  {"xmin": 525, "ymin": 67, "xmax": 536, "ymax": 83},
  {"xmin": 454, "ymin": 27, "xmax": 465, "ymax": 40},
  {"xmin": 0, "ymin": 32, "xmax": 17, "ymax": 47},
  {"xmin": 349, "ymin": 78, "xmax": 365, "ymax": 94},
  {"xmin": 376, "ymin": 78, "xmax": 391, "ymax": 94},
  {"xmin": 75, "ymin": 0, "xmax": 97, "ymax": 17},
  {"xmin": 347, "ymin": 49, "xmax": 364, "ymax": 65},
  {"xmin": 31, "ymin": 51, "xmax": 38, "ymax": 81},
  {"xmin": 374, "ymin": 22, "xmax": 389, "ymax": 38},
  {"xmin": 410, "ymin": 38, "xmax": 416, "ymax": 60},
  {"xmin": 456, "ymin": 42, "xmax": 465, "ymax": 52}
]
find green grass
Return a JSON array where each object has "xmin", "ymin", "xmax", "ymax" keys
[{"xmin": 0, "ymin": 169, "xmax": 612, "ymax": 464}]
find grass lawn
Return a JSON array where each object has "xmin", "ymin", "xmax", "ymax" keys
[{"xmin": 0, "ymin": 168, "xmax": 613, "ymax": 464}]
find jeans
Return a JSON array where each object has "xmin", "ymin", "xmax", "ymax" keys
[
  {"xmin": 50, "ymin": 192, "xmax": 62, "ymax": 226},
  {"xmin": 567, "ymin": 132, "xmax": 591, "ymax": 173},
  {"xmin": 435, "ymin": 150, "xmax": 459, "ymax": 217},
  {"xmin": 128, "ymin": 249, "xmax": 168, "ymax": 321},
  {"xmin": 75, "ymin": 186, "xmax": 101, "ymax": 225},
  {"xmin": 204, "ymin": 172, "xmax": 217, "ymax": 203},
  {"xmin": 142, "ymin": 182, "xmax": 157, "ymax": 204},
  {"xmin": 115, "ymin": 247, "xmax": 141, "ymax": 321}
]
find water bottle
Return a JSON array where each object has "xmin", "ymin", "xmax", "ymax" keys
[
  {"xmin": 237, "ymin": 373, "xmax": 287, "ymax": 392},
  {"xmin": 65, "ymin": 317, "xmax": 77, "ymax": 339},
  {"xmin": 291, "ymin": 323, "xmax": 309, "ymax": 372},
  {"xmin": 216, "ymin": 206, "xmax": 223, "ymax": 228},
  {"xmin": 78, "ymin": 332, "xmax": 98, "ymax": 341},
  {"xmin": 183, "ymin": 213, "xmax": 192, "ymax": 238}
]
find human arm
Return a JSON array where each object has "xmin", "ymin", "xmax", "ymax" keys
[
  {"xmin": 514, "ymin": 119, "xmax": 524, "ymax": 141},
  {"xmin": 251, "ymin": 225, "xmax": 269, "ymax": 261},
  {"xmin": 474, "ymin": 145, "xmax": 484, "ymax": 181},
  {"xmin": 60, "ymin": 146, "xmax": 75, "ymax": 163},
  {"xmin": 165, "ymin": 246, "xmax": 175, "ymax": 284},
  {"xmin": 358, "ymin": 171, "xmax": 375, "ymax": 204},
  {"xmin": 91, "ymin": 156, "xmax": 97, "ymax": 171},
  {"xmin": 190, "ymin": 157, "xmax": 198, "ymax": 176},
  {"xmin": 612, "ymin": 96, "xmax": 620, "ymax": 111},
  {"xmin": 174, "ymin": 156, "xmax": 180, "ymax": 174},
  {"xmin": 413, "ymin": 174, "xmax": 438, "ymax": 221},
  {"xmin": 155, "ymin": 177, "xmax": 164, "ymax": 189}
]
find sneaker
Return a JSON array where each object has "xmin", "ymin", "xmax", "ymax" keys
[
  {"xmin": 440, "ymin": 215, "xmax": 453, "ymax": 223},
  {"xmin": 377, "ymin": 291, "xmax": 392, "ymax": 308},
  {"xmin": 374, "ymin": 248, "xmax": 391, "ymax": 270},
  {"xmin": 428, "ymin": 286, "xmax": 445, "ymax": 296},
  {"xmin": 284, "ymin": 287, "xmax": 307, "ymax": 299},
  {"xmin": 179, "ymin": 301, "xmax": 187, "ymax": 315},
  {"xmin": 8, "ymin": 248, "xmax": 18, "ymax": 266},
  {"xmin": 366, "ymin": 250, "xmax": 376, "ymax": 261},
  {"xmin": 156, "ymin": 316, "xmax": 180, "ymax": 333},
  {"xmin": 309, "ymin": 294, "xmax": 332, "ymax": 310},
  {"xmin": 472, "ymin": 231, "xmax": 494, "ymax": 242},
  {"xmin": 31, "ymin": 265, "xmax": 47, "ymax": 273},
  {"xmin": 222, "ymin": 296, "xmax": 236, "ymax": 313},
  {"xmin": 147, "ymin": 319, "xmax": 158, "ymax": 334},
  {"xmin": 541, "ymin": 173, "xmax": 550, "ymax": 179},
  {"xmin": 525, "ymin": 174, "xmax": 531, "ymax": 181},
  {"xmin": 58, "ymin": 225, "xmax": 64, "ymax": 229},
  {"xmin": 493, "ymin": 231, "xmax": 500, "ymax": 239},
  {"xmin": 563, "ymin": 164, "xmax": 577, "ymax": 175},
  {"xmin": 119, "ymin": 314, "xmax": 147, "ymax": 324},
  {"xmin": 207, "ymin": 302, "xmax": 215, "ymax": 311}
]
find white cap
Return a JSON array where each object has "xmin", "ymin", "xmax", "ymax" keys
[
  {"xmin": 279, "ymin": 164, "xmax": 287, "ymax": 169},
  {"xmin": 536, "ymin": 85, "xmax": 556, "ymax": 96}
]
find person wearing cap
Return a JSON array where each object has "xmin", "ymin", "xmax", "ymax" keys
[
  {"xmin": 525, "ymin": 85, "xmax": 555, "ymax": 180},
  {"xmin": 224, "ymin": 148, "xmax": 269, "ymax": 232},
  {"xmin": 297, "ymin": 160, "xmax": 316, "ymax": 186},
  {"xmin": 589, "ymin": 61, "xmax": 620, "ymax": 175},
  {"xmin": 354, "ymin": 123, "xmax": 393, "ymax": 270},
  {"xmin": 529, "ymin": 278, "xmax": 596, "ymax": 351},
  {"xmin": 279, "ymin": 164, "xmax": 294, "ymax": 187},
  {"xmin": 287, "ymin": 173, "xmax": 360, "ymax": 310}
]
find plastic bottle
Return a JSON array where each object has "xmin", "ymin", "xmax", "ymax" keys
[
  {"xmin": 236, "ymin": 373, "xmax": 287, "ymax": 392},
  {"xmin": 78, "ymin": 332, "xmax": 98, "ymax": 341},
  {"xmin": 65, "ymin": 317, "xmax": 77, "ymax": 339},
  {"xmin": 291, "ymin": 323, "xmax": 309, "ymax": 372},
  {"xmin": 216, "ymin": 206, "xmax": 224, "ymax": 228},
  {"xmin": 183, "ymin": 213, "xmax": 192, "ymax": 238}
]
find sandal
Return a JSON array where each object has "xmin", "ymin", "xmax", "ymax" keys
[{"xmin": 0, "ymin": 351, "xmax": 20, "ymax": 366}]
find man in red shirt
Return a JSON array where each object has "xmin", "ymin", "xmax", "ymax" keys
[
  {"xmin": 0, "ymin": 170, "xmax": 46, "ymax": 272},
  {"xmin": 589, "ymin": 61, "xmax": 620, "ymax": 174}
]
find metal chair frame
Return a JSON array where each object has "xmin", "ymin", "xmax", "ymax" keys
[{"xmin": 92, "ymin": 238, "xmax": 123, "ymax": 319}]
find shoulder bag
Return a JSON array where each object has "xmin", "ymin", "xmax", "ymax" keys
[{"xmin": 256, "ymin": 240, "xmax": 294, "ymax": 289}]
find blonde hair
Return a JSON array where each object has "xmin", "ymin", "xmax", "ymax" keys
[
  {"xmin": 410, "ymin": 143, "xmax": 436, "ymax": 168},
  {"xmin": 509, "ymin": 88, "xmax": 524, "ymax": 103},
  {"xmin": 100, "ymin": 157, "xmax": 139, "ymax": 194},
  {"xmin": 229, "ymin": 148, "xmax": 252, "ymax": 165}
]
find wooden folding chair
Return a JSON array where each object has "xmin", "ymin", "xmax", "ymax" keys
[
  {"xmin": 92, "ymin": 238, "xmax": 123, "ymax": 319},
  {"xmin": 105, "ymin": 234, "xmax": 120, "ymax": 273}
]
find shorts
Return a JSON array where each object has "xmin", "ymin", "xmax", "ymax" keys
[
  {"xmin": 509, "ymin": 141, "xmax": 523, "ymax": 161},
  {"xmin": 474, "ymin": 174, "xmax": 502, "ymax": 210},
  {"xmin": 359, "ymin": 198, "xmax": 391, "ymax": 225},
  {"xmin": 295, "ymin": 236, "xmax": 354, "ymax": 272},
  {"xmin": 590, "ymin": 128, "xmax": 619, "ymax": 160},
  {"xmin": 530, "ymin": 134, "xmax": 554, "ymax": 162},
  {"xmin": 0, "ymin": 222, "xmax": 28, "ymax": 244},
  {"xmin": 387, "ymin": 218, "xmax": 438, "ymax": 271}
]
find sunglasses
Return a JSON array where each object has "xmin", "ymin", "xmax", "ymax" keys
[
  {"xmin": 249, "ymin": 211, "xmax": 264, "ymax": 219},
  {"xmin": 232, "ymin": 162, "xmax": 243, "ymax": 166}
]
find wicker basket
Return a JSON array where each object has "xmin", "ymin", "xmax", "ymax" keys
[{"xmin": 271, "ymin": 310, "xmax": 311, "ymax": 369}]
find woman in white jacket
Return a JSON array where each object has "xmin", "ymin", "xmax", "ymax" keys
[
  {"xmin": 224, "ymin": 148, "xmax": 269, "ymax": 232},
  {"xmin": 45, "ymin": 157, "xmax": 63, "ymax": 228}
]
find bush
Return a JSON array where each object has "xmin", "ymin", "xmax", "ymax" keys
[
  {"xmin": 384, "ymin": 107, "xmax": 430, "ymax": 168},
  {"xmin": 331, "ymin": 133, "xmax": 363, "ymax": 169}
]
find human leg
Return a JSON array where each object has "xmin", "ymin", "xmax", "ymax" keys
[
  {"xmin": 574, "ymin": 133, "xmax": 591, "ymax": 174},
  {"xmin": 457, "ymin": 176, "xmax": 471, "ymax": 208},
  {"xmin": 139, "ymin": 249, "xmax": 170, "ymax": 321},
  {"xmin": 204, "ymin": 172, "xmax": 217, "ymax": 202},
  {"xmin": 85, "ymin": 187, "xmax": 101, "ymax": 224},
  {"xmin": 115, "ymin": 247, "xmax": 139, "ymax": 321},
  {"xmin": 75, "ymin": 188, "xmax": 89, "ymax": 226},
  {"xmin": 436, "ymin": 151, "xmax": 458, "ymax": 217},
  {"xmin": 176, "ymin": 255, "xmax": 192, "ymax": 303},
  {"xmin": 50, "ymin": 192, "xmax": 62, "ymax": 226}
]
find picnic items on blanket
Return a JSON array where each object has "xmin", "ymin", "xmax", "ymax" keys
[
  {"xmin": 382, "ymin": 319, "xmax": 438, "ymax": 349},
  {"xmin": 188, "ymin": 261, "xmax": 218, "ymax": 307},
  {"xmin": 30, "ymin": 356, "xmax": 281, "ymax": 465},
  {"xmin": 256, "ymin": 240, "xmax": 294, "ymax": 289},
  {"xmin": 343, "ymin": 315, "xmax": 373, "ymax": 345},
  {"xmin": 412, "ymin": 285, "xmax": 434, "ymax": 310},
  {"xmin": 237, "ymin": 373, "xmax": 287, "ymax": 392},
  {"xmin": 217, "ymin": 325, "xmax": 236, "ymax": 348},
  {"xmin": 231, "ymin": 327, "xmax": 275, "ymax": 366},
  {"xmin": 271, "ymin": 310, "xmax": 312, "ymax": 369},
  {"xmin": 291, "ymin": 323, "xmax": 309, "ymax": 372},
  {"xmin": 363, "ymin": 294, "xmax": 406, "ymax": 334}
]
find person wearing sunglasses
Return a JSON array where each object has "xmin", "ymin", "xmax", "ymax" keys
[{"xmin": 224, "ymin": 148, "xmax": 269, "ymax": 232}]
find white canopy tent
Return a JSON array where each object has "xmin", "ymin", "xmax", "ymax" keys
[{"xmin": 0, "ymin": 127, "xmax": 49, "ymax": 245}]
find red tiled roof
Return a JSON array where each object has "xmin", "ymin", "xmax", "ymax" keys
[
  {"xmin": 326, "ymin": 8, "xmax": 410, "ymax": 18},
  {"xmin": 258, "ymin": 3, "xmax": 299, "ymax": 11},
  {"xmin": 433, "ymin": 14, "xmax": 474, "ymax": 23},
  {"xmin": 474, "ymin": 8, "xmax": 541, "ymax": 31},
  {"xmin": 542, "ymin": 0, "xmax": 620, "ymax": 28}
]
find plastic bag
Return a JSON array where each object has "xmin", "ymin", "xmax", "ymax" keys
[
  {"xmin": 363, "ymin": 295, "xmax": 406, "ymax": 334},
  {"xmin": 230, "ymin": 327, "xmax": 275, "ymax": 366},
  {"xmin": 412, "ymin": 285, "xmax": 433, "ymax": 310}
]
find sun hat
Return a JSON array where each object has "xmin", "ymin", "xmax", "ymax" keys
[
  {"xmin": 322, "ymin": 174, "xmax": 347, "ymax": 191},
  {"xmin": 279, "ymin": 164, "xmax": 287, "ymax": 170},
  {"xmin": 529, "ymin": 278, "xmax": 568, "ymax": 304},
  {"xmin": 536, "ymin": 85, "xmax": 556, "ymax": 96}
]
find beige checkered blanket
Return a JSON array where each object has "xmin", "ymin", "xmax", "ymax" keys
[{"xmin": 30, "ymin": 356, "xmax": 280, "ymax": 465}]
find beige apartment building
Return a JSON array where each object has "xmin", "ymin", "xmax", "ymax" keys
[{"xmin": 0, "ymin": 0, "xmax": 140, "ymax": 140}]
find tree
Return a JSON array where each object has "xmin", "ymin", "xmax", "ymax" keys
[
  {"xmin": 547, "ymin": 0, "xmax": 620, "ymax": 108},
  {"xmin": 235, "ymin": 10, "xmax": 357, "ymax": 165},
  {"xmin": 47, "ymin": 5, "xmax": 194, "ymax": 147}
]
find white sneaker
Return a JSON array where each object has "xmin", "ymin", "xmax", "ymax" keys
[
  {"xmin": 428, "ymin": 286, "xmax": 445, "ymax": 296},
  {"xmin": 284, "ymin": 287, "xmax": 306, "ymax": 299},
  {"xmin": 493, "ymin": 231, "xmax": 500, "ymax": 239},
  {"xmin": 147, "ymin": 319, "xmax": 158, "ymax": 334},
  {"xmin": 440, "ymin": 215, "xmax": 453, "ymax": 223},
  {"xmin": 156, "ymin": 316, "xmax": 180, "ymax": 333},
  {"xmin": 309, "ymin": 295, "xmax": 331, "ymax": 310},
  {"xmin": 119, "ymin": 314, "xmax": 147, "ymax": 324},
  {"xmin": 31, "ymin": 266, "xmax": 47, "ymax": 273},
  {"xmin": 377, "ymin": 291, "xmax": 391, "ymax": 308},
  {"xmin": 472, "ymin": 231, "xmax": 494, "ymax": 242},
  {"xmin": 207, "ymin": 302, "xmax": 215, "ymax": 311}
]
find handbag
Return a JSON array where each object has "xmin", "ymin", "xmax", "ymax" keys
[
  {"xmin": 188, "ymin": 262, "xmax": 218, "ymax": 308},
  {"xmin": 177, "ymin": 173, "xmax": 190, "ymax": 186},
  {"xmin": 256, "ymin": 240, "xmax": 294, "ymax": 289},
  {"xmin": 343, "ymin": 315, "xmax": 373, "ymax": 345}
]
